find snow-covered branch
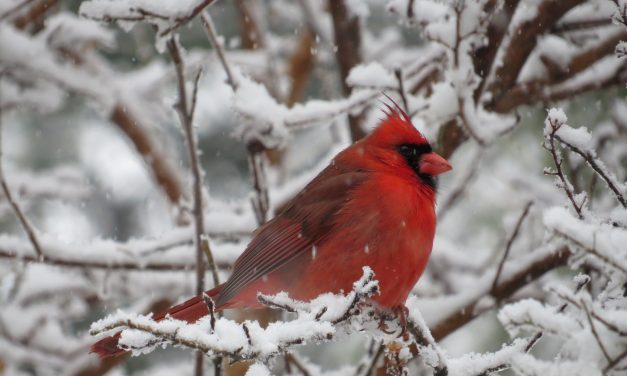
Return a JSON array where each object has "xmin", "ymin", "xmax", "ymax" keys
[{"xmin": 91, "ymin": 268, "xmax": 381, "ymax": 361}]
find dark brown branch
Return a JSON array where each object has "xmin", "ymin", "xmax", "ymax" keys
[
  {"xmin": 552, "ymin": 18, "xmax": 614, "ymax": 34},
  {"xmin": 485, "ymin": 0, "xmax": 586, "ymax": 109},
  {"xmin": 431, "ymin": 246, "xmax": 571, "ymax": 341},
  {"xmin": 473, "ymin": 0, "xmax": 520, "ymax": 101},
  {"xmin": 286, "ymin": 29, "xmax": 316, "ymax": 107},
  {"xmin": 329, "ymin": 0, "xmax": 366, "ymax": 141},
  {"xmin": 110, "ymin": 105, "xmax": 186, "ymax": 206},
  {"xmin": 492, "ymin": 30, "xmax": 627, "ymax": 113},
  {"xmin": 234, "ymin": 0, "xmax": 261, "ymax": 49}
]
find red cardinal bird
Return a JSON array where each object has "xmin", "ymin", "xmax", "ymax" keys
[{"xmin": 92, "ymin": 105, "xmax": 451, "ymax": 357}]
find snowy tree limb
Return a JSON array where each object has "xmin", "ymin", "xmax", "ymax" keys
[{"xmin": 90, "ymin": 268, "xmax": 380, "ymax": 361}]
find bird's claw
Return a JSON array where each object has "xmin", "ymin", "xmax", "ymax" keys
[{"xmin": 377, "ymin": 305, "xmax": 410, "ymax": 341}]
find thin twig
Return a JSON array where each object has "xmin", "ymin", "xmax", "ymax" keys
[
  {"xmin": 201, "ymin": 11, "xmax": 238, "ymax": 91},
  {"xmin": 554, "ymin": 134, "xmax": 627, "ymax": 209},
  {"xmin": 0, "ymin": 103, "xmax": 44, "ymax": 259},
  {"xmin": 437, "ymin": 148, "xmax": 483, "ymax": 219},
  {"xmin": 604, "ymin": 347, "xmax": 627, "ymax": 374},
  {"xmin": 167, "ymin": 37, "xmax": 221, "ymax": 376},
  {"xmin": 553, "ymin": 229, "xmax": 627, "ymax": 274},
  {"xmin": 581, "ymin": 299, "xmax": 612, "ymax": 363},
  {"xmin": 544, "ymin": 117, "xmax": 584, "ymax": 218},
  {"xmin": 247, "ymin": 141, "xmax": 270, "ymax": 225},
  {"xmin": 491, "ymin": 201, "xmax": 533, "ymax": 294},
  {"xmin": 199, "ymin": 10, "xmax": 271, "ymax": 226},
  {"xmin": 285, "ymin": 353, "xmax": 312, "ymax": 376},
  {"xmin": 359, "ymin": 342, "xmax": 384, "ymax": 376},
  {"xmin": 394, "ymin": 68, "xmax": 409, "ymax": 113}
]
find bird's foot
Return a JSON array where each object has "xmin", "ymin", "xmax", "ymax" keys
[
  {"xmin": 395, "ymin": 305, "xmax": 410, "ymax": 342},
  {"xmin": 377, "ymin": 305, "xmax": 410, "ymax": 342}
]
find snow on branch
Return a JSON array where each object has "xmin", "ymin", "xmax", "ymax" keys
[
  {"xmin": 498, "ymin": 274, "xmax": 627, "ymax": 375},
  {"xmin": 79, "ymin": 0, "xmax": 217, "ymax": 43},
  {"xmin": 550, "ymin": 113, "xmax": 626, "ymax": 210},
  {"xmin": 544, "ymin": 207, "xmax": 627, "ymax": 275},
  {"xmin": 0, "ymin": 216, "xmax": 252, "ymax": 272},
  {"xmin": 544, "ymin": 107, "xmax": 627, "ymax": 215},
  {"xmin": 90, "ymin": 268, "xmax": 380, "ymax": 360},
  {"xmin": 232, "ymin": 70, "xmax": 380, "ymax": 148},
  {"xmin": 543, "ymin": 108, "xmax": 587, "ymax": 218}
]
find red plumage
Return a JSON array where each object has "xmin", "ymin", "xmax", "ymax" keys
[{"xmin": 91, "ymin": 106, "xmax": 451, "ymax": 358}]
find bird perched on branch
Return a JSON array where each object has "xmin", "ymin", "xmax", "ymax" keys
[{"xmin": 92, "ymin": 103, "xmax": 452, "ymax": 358}]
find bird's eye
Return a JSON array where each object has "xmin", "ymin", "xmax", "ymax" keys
[
  {"xmin": 399, "ymin": 145, "xmax": 412, "ymax": 155},
  {"xmin": 397, "ymin": 143, "xmax": 431, "ymax": 158}
]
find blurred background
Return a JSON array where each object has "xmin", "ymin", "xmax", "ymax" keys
[{"xmin": 0, "ymin": 0, "xmax": 626, "ymax": 375}]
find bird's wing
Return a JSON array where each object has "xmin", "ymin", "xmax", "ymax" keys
[{"xmin": 216, "ymin": 166, "xmax": 369, "ymax": 306}]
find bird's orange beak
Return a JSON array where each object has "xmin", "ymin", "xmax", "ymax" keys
[{"xmin": 419, "ymin": 152, "xmax": 452, "ymax": 176}]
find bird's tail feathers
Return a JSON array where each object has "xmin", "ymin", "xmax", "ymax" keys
[{"xmin": 90, "ymin": 284, "xmax": 223, "ymax": 358}]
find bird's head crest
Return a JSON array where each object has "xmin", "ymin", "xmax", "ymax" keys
[{"xmin": 367, "ymin": 98, "xmax": 429, "ymax": 147}]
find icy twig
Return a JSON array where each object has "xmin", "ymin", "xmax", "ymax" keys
[
  {"xmin": 80, "ymin": 0, "xmax": 217, "ymax": 38},
  {"xmin": 553, "ymin": 134, "xmax": 627, "ymax": 209},
  {"xmin": 200, "ymin": 11, "xmax": 237, "ymax": 91},
  {"xmin": 552, "ymin": 229, "xmax": 627, "ymax": 275},
  {"xmin": 543, "ymin": 109, "xmax": 585, "ymax": 218}
]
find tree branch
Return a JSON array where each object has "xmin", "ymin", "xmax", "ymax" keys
[
  {"xmin": 0, "ymin": 113, "xmax": 44, "ymax": 259},
  {"xmin": 485, "ymin": 0, "xmax": 586, "ymax": 109},
  {"xmin": 431, "ymin": 246, "xmax": 571, "ymax": 341},
  {"xmin": 329, "ymin": 0, "xmax": 366, "ymax": 141}
]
